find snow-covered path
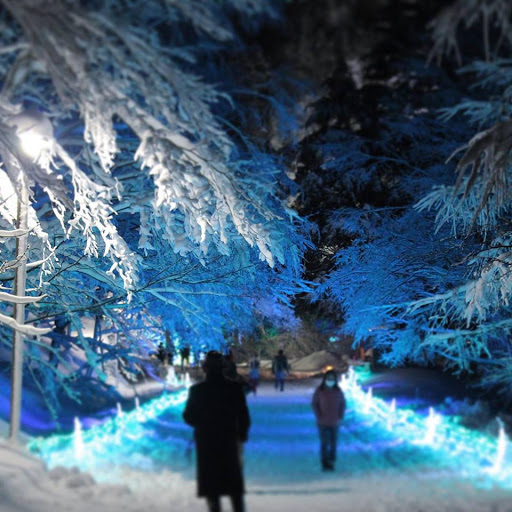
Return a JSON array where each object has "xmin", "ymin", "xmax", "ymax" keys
[
  {"xmin": 243, "ymin": 382, "xmax": 512, "ymax": 512},
  {"xmin": 3, "ymin": 380, "xmax": 512, "ymax": 512}
]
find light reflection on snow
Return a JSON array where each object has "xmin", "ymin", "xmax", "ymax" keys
[
  {"xmin": 341, "ymin": 367, "xmax": 511, "ymax": 487},
  {"xmin": 27, "ymin": 368, "xmax": 512, "ymax": 490},
  {"xmin": 29, "ymin": 389, "xmax": 189, "ymax": 471}
]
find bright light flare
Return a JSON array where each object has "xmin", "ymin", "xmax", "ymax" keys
[
  {"xmin": 18, "ymin": 131, "xmax": 53, "ymax": 161},
  {"xmin": 7, "ymin": 110, "xmax": 55, "ymax": 162},
  {"xmin": 73, "ymin": 417, "xmax": 84, "ymax": 460},
  {"xmin": 421, "ymin": 407, "xmax": 441, "ymax": 446},
  {"xmin": 488, "ymin": 419, "xmax": 508, "ymax": 475}
]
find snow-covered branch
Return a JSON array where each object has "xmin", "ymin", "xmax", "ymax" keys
[
  {"xmin": 0, "ymin": 291, "xmax": 44, "ymax": 304},
  {"xmin": 0, "ymin": 310, "xmax": 50, "ymax": 335},
  {"xmin": 429, "ymin": 0, "xmax": 512, "ymax": 65},
  {"xmin": 0, "ymin": 0, "xmax": 291, "ymax": 267}
]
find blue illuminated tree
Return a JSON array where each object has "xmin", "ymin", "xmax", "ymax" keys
[
  {"xmin": 317, "ymin": 0, "xmax": 512, "ymax": 396},
  {"xmin": 406, "ymin": 0, "xmax": 512, "ymax": 394},
  {"xmin": 301, "ymin": 2, "xmax": 487, "ymax": 374},
  {"xmin": 0, "ymin": 0, "xmax": 310, "ymax": 414}
]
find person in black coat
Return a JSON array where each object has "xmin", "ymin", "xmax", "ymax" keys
[
  {"xmin": 180, "ymin": 345, "xmax": 191, "ymax": 371},
  {"xmin": 156, "ymin": 342, "xmax": 167, "ymax": 363},
  {"xmin": 183, "ymin": 351, "xmax": 250, "ymax": 512},
  {"xmin": 272, "ymin": 349, "xmax": 290, "ymax": 391}
]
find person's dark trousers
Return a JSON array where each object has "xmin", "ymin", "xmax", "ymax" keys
[
  {"xmin": 318, "ymin": 425, "xmax": 338, "ymax": 470},
  {"xmin": 274, "ymin": 370, "xmax": 285, "ymax": 391},
  {"xmin": 206, "ymin": 495, "xmax": 245, "ymax": 512},
  {"xmin": 207, "ymin": 496, "xmax": 220, "ymax": 512}
]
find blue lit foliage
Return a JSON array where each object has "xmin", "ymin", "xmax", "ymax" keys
[
  {"xmin": 312, "ymin": 55, "xmax": 474, "ymax": 366},
  {"xmin": 318, "ymin": 207, "xmax": 470, "ymax": 367},
  {"xmin": 0, "ymin": 0, "xmax": 310, "ymax": 415},
  {"xmin": 405, "ymin": 0, "xmax": 512, "ymax": 394},
  {"xmin": 312, "ymin": 1, "xmax": 512, "ymax": 395},
  {"xmin": 131, "ymin": 233, "xmax": 310, "ymax": 350}
]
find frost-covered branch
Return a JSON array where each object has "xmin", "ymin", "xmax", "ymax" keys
[
  {"xmin": 0, "ymin": 310, "xmax": 50, "ymax": 335},
  {"xmin": 0, "ymin": 291, "xmax": 44, "ymax": 304},
  {"xmin": 451, "ymin": 120, "xmax": 512, "ymax": 226},
  {"xmin": 429, "ymin": 0, "xmax": 512, "ymax": 65},
  {"xmin": 417, "ymin": 121, "xmax": 512, "ymax": 234},
  {"xmin": 0, "ymin": 0, "xmax": 289, "ymax": 267}
]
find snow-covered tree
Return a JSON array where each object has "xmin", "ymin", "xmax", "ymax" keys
[
  {"xmin": 404, "ymin": 0, "xmax": 512, "ymax": 395},
  {"xmin": 0, "ymin": 0, "xmax": 310, "ymax": 413},
  {"xmin": 295, "ymin": 1, "xmax": 485, "ymax": 373}
]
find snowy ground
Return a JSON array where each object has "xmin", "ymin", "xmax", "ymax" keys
[{"xmin": 2, "ymin": 378, "xmax": 512, "ymax": 512}]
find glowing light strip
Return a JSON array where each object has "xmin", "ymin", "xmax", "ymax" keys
[
  {"xmin": 28, "ymin": 388, "xmax": 189, "ymax": 469},
  {"xmin": 341, "ymin": 368, "xmax": 510, "ymax": 484},
  {"xmin": 28, "ymin": 367, "xmax": 511, "ymax": 489}
]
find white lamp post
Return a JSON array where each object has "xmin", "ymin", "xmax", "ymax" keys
[{"xmin": 7, "ymin": 110, "xmax": 53, "ymax": 442}]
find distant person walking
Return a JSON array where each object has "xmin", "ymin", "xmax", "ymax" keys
[
  {"xmin": 312, "ymin": 369, "xmax": 346, "ymax": 471},
  {"xmin": 223, "ymin": 349, "xmax": 238, "ymax": 381},
  {"xmin": 183, "ymin": 351, "xmax": 250, "ymax": 512},
  {"xmin": 157, "ymin": 342, "xmax": 168, "ymax": 364},
  {"xmin": 248, "ymin": 355, "xmax": 260, "ymax": 395},
  {"xmin": 165, "ymin": 330, "xmax": 175, "ymax": 365},
  {"xmin": 180, "ymin": 345, "xmax": 191, "ymax": 371},
  {"xmin": 272, "ymin": 349, "xmax": 289, "ymax": 391},
  {"xmin": 156, "ymin": 342, "xmax": 169, "ymax": 379}
]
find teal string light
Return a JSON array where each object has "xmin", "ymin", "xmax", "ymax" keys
[
  {"xmin": 28, "ymin": 389, "xmax": 189, "ymax": 471},
  {"xmin": 341, "ymin": 368, "xmax": 511, "ymax": 486}
]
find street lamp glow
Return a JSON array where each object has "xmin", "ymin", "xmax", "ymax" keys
[
  {"xmin": 18, "ymin": 131, "xmax": 52, "ymax": 160},
  {"xmin": 8, "ymin": 109, "xmax": 54, "ymax": 162}
]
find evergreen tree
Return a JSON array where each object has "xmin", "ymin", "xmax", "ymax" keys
[{"xmin": 0, "ymin": 0, "xmax": 309, "ymax": 413}]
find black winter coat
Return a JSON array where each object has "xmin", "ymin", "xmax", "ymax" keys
[{"xmin": 183, "ymin": 374, "xmax": 251, "ymax": 497}]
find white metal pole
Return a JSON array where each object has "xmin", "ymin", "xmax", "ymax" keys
[{"xmin": 9, "ymin": 174, "xmax": 29, "ymax": 443}]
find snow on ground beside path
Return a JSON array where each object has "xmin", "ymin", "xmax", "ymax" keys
[
  {"xmin": 0, "ymin": 440, "xmax": 145, "ymax": 512},
  {"xmin": 2, "ymin": 380, "xmax": 512, "ymax": 512}
]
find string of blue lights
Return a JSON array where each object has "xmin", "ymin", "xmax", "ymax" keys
[{"xmin": 28, "ymin": 369, "xmax": 511, "ymax": 488}]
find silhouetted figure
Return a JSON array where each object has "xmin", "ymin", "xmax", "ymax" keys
[
  {"xmin": 48, "ymin": 314, "xmax": 69, "ymax": 365},
  {"xmin": 165, "ymin": 330, "xmax": 175, "ymax": 365},
  {"xmin": 248, "ymin": 355, "xmax": 260, "ymax": 395},
  {"xmin": 312, "ymin": 369, "xmax": 346, "ymax": 471},
  {"xmin": 223, "ymin": 349, "xmax": 238, "ymax": 381},
  {"xmin": 272, "ymin": 349, "xmax": 289, "ymax": 391},
  {"xmin": 180, "ymin": 345, "xmax": 191, "ymax": 371},
  {"xmin": 183, "ymin": 351, "xmax": 250, "ymax": 512},
  {"xmin": 157, "ymin": 342, "xmax": 167, "ymax": 364}
]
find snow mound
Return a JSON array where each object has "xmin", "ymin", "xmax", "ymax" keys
[
  {"xmin": 291, "ymin": 350, "xmax": 343, "ymax": 373},
  {"xmin": 0, "ymin": 439, "xmax": 143, "ymax": 512},
  {"xmin": 440, "ymin": 397, "xmax": 493, "ymax": 430}
]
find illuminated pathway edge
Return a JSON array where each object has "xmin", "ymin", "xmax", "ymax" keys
[
  {"xmin": 28, "ymin": 368, "xmax": 511, "ymax": 488},
  {"xmin": 29, "ymin": 388, "xmax": 190, "ymax": 470},
  {"xmin": 341, "ymin": 368, "xmax": 511, "ymax": 487}
]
